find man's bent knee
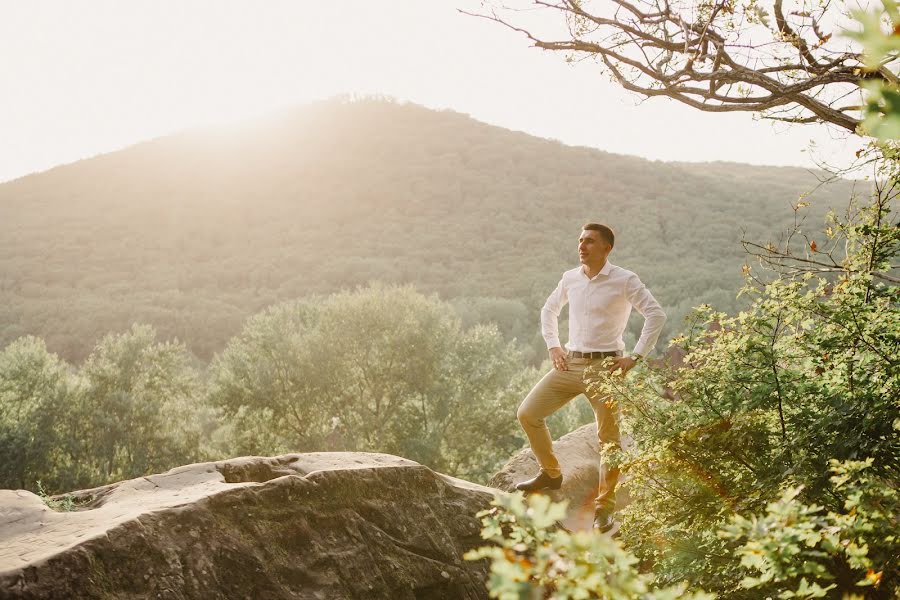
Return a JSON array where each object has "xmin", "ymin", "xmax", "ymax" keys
[{"xmin": 517, "ymin": 405, "xmax": 542, "ymax": 428}]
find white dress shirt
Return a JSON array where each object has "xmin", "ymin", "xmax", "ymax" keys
[{"xmin": 541, "ymin": 261, "xmax": 666, "ymax": 357}]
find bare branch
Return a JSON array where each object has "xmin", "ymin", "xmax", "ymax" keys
[{"xmin": 467, "ymin": 0, "xmax": 897, "ymax": 132}]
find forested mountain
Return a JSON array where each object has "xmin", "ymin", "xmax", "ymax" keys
[{"xmin": 0, "ymin": 98, "xmax": 857, "ymax": 362}]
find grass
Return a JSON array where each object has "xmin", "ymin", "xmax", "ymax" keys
[{"xmin": 36, "ymin": 480, "xmax": 82, "ymax": 512}]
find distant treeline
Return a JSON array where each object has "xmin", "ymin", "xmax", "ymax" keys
[{"xmin": 0, "ymin": 99, "xmax": 857, "ymax": 365}]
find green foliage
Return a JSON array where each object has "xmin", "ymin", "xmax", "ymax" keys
[
  {"xmin": 861, "ymin": 80, "xmax": 900, "ymax": 141},
  {"xmin": 1, "ymin": 285, "xmax": 534, "ymax": 492},
  {"xmin": 0, "ymin": 325, "xmax": 210, "ymax": 493},
  {"xmin": 453, "ymin": 297, "xmax": 541, "ymax": 363},
  {"xmin": 35, "ymin": 480, "xmax": 81, "ymax": 512},
  {"xmin": 721, "ymin": 459, "xmax": 898, "ymax": 599},
  {"xmin": 470, "ymin": 183, "xmax": 897, "ymax": 597},
  {"xmin": 572, "ymin": 182, "xmax": 899, "ymax": 597},
  {"xmin": 205, "ymin": 300, "xmax": 321, "ymax": 456},
  {"xmin": 848, "ymin": 1, "xmax": 900, "ymax": 140},
  {"xmin": 208, "ymin": 284, "xmax": 530, "ymax": 482},
  {"xmin": 0, "ymin": 337, "xmax": 73, "ymax": 491},
  {"xmin": 464, "ymin": 492, "xmax": 714, "ymax": 600},
  {"xmin": 73, "ymin": 324, "xmax": 208, "ymax": 486}
]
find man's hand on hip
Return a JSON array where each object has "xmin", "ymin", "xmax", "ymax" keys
[
  {"xmin": 549, "ymin": 347, "xmax": 568, "ymax": 371},
  {"xmin": 607, "ymin": 356, "xmax": 638, "ymax": 376}
]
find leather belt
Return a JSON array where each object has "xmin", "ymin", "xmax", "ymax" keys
[{"xmin": 568, "ymin": 350, "xmax": 620, "ymax": 359}]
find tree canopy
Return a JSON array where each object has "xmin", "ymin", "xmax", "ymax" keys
[{"xmin": 208, "ymin": 284, "xmax": 532, "ymax": 481}]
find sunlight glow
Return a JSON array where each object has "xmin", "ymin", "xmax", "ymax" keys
[{"xmin": 0, "ymin": 0, "xmax": 861, "ymax": 183}]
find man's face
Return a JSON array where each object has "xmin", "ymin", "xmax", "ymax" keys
[{"xmin": 578, "ymin": 229, "xmax": 611, "ymax": 264}]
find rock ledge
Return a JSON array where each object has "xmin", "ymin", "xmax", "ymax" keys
[{"xmin": 0, "ymin": 453, "xmax": 494, "ymax": 600}]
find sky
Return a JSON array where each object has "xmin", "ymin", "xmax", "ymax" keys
[{"xmin": 0, "ymin": 0, "xmax": 864, "ymax": 184}]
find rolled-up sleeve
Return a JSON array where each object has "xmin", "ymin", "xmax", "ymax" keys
[
  {"xmin": 625, "ymin": 274, "xmax": 666, "ymax": 357},
  {"xmin": 541, "ymin": 276, "xmax": 568, "ymax": 350}
]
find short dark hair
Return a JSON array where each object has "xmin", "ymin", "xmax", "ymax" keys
[{"xmin": 582, "ymin": 223, "xmax": 615, "ymax": 248}]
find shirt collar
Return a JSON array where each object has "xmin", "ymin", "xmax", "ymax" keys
[{"xmin": 581, "ymin": 261, "xmax": 614, "ymax": 280}]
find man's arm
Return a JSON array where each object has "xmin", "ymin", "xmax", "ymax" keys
[
  {"xmin": 541, "ymin": 276, "xmax": 569, "ymax": 370},
  {"xmin": 626, "ymin": 273, "xmax": 667, "ymax": 358},
  {"xmin": 608, "ymin": 274, "xmax": 666, "ymax": 375}
]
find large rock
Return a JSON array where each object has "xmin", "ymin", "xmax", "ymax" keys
[{"xmin": 0, "ymin": 453, "xmax": 495, "ymax": 599}]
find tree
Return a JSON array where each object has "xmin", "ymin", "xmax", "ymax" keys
[
  {"xmin": 581, "ymin": 183, "xmax": 898, "ymax": 596},
  {"xmin": 0, "ymin": 327, "xmax": 208, "ymax": 493},
  {"xmin": 404, "ymin": 322, "xmax": 534, "ymax": 480},
  {"xmin": 74, "ymin": 324, "xmax": 205, "ymax": 487},
  {"xmin": 469, "ymin": 0, "xmax": 900, "ymax": 133},
  {"xmin": 0, "ymin": 336, "xmax": 73, "ymax": 491},
  {"xmin": 209, "ymin": 284, "xmax": 530, "ymax": 482},
  {"xmin": 206, "ymin": 300, "xmax": 324, "ymax": 456}
]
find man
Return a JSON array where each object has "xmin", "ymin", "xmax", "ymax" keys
[{"xmin": 515, "ymin": 223, "xmax": 666, "ymax": 532}]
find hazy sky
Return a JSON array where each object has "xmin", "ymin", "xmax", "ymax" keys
[{"xmin": 1, "ymin": 0, "xmax": 863, "ymax": 184}]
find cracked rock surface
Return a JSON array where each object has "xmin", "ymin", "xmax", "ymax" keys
[{"xmin": 0, "ymin": 453, "xmax": 494, "ymax": 600}]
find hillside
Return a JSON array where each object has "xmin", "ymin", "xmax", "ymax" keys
[{"xmin": 0, "ymin": 98, "xmax": 857, "ymax": 361}]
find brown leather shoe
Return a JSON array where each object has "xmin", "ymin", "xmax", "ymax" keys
[{"xmin": 515, "ymin": 471, "xmax": 563, "ymax": 492}]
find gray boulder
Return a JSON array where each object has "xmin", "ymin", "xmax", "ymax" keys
[{"xmin": 0, "ymin": 453, "xmax": 494, "ymax": 600}]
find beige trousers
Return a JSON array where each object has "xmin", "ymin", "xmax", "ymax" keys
[{"xmin": 516, "ymin": 354, "xmax": 621, "ymax": 509}]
